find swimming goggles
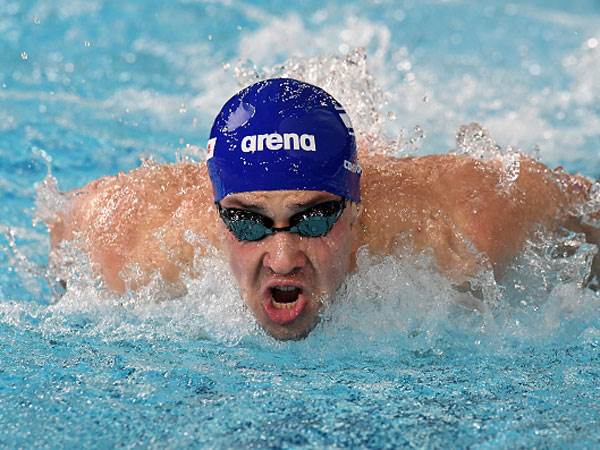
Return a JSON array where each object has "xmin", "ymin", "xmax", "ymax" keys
[{"xmin": 216, "ymin": 199, "xmax": 347, "ymax": 241}]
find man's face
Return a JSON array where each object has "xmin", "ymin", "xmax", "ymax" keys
[{"xmin": 218, "ymin": 190, "xmax": 358, "ymax": 340}]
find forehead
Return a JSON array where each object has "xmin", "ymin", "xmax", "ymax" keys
[{"xmin": 221, "ymin": 190, "xmax": 338, "ymax": 210}]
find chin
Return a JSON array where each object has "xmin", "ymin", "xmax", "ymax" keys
[
  {"xmin": 265, "ymin": 325, "xmax": 317, "ymax": 341},
  {"xmin": 260, "ymin": 315, "xmax": 321, "ymax": 341}
]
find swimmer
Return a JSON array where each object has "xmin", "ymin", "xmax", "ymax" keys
[{"xmin": 46, "ymin": 78, "xmax": 600, "ymax": 340}]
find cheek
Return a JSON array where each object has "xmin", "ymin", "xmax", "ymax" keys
[
  {"xmin": 310, "ymin": 223, "xmax": 354, "ymax": 282},
  {"xmin": 222, "ymin": 235, "xmax": 260, "ymax": 285}
]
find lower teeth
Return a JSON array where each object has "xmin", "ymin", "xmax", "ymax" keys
[{"xmin": 272, "ymin": 300, "xmax": 297, "ymax": 310}]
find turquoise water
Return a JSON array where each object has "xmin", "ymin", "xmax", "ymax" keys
[{"xmin": 2, "ymin": 0, "xmax": 600, "ymax": 448}]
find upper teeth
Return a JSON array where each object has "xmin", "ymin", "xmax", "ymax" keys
[{"xmin": 275, "ymin": 286, "xmax": 297, "ymax": 291}]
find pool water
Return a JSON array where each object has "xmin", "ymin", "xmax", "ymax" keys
[{"xmin": 2, "ymin": 0, "xmax": 600, "ymax": 448}]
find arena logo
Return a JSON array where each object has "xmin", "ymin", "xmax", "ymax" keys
[
  {"xmin": 241, "ymin": 133, "xmax": 316, "ymax": 153},
  {"xmin": 344, "ymin": 160, "xmax": 362, "ymax": 174}
]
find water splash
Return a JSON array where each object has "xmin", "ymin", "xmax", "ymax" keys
[
  {"xmin": 577, "ymin": 181, "xmax": 600, "ymax": 228},
  {"xmin": 455, "ymin": 122, "xmax": 502, "ymax": 158},
  {"xmin": 502, "ymin": 229, "xmax": 597, "ymax": 306},
  {"xmin": 0, "ymin": 226, "xmax": 48, "ymax": 297},
  {"xmin": 454, "ymin": 122, "xmax": 524, "ymax": 190},
  {"xmin": 231, "ymin": 48, "xmax": 424, "ymax": 156}
]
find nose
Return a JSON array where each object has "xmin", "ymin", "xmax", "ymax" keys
[{"xmin": 262, "ymin": 232, "xmax": 307, "ymax": 275}]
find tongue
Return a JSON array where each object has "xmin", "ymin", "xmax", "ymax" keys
[{"xmin": 272, "ymin": 288, "xmax": 300, "ymax": 303}]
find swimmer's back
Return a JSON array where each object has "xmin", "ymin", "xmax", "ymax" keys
[{"xmin": 359, "ymin": 153, "xmax": 586, "ymax": 281}]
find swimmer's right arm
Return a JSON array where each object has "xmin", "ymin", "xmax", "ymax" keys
[{"xmin": 48, "ymin": 162, "xmax": 221, "ymax": 296}]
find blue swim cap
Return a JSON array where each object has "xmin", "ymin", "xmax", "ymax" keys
[{"xmin": 207, "ymin": 78, "xmax": 361, "ymax": 203}]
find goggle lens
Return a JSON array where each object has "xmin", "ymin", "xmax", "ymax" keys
[
  {"xmin": 228, "ymin": 219, "xmax": 272, "ymax": 241},
  {"xmin": 217, "ymin": 200, "xmax": 346, "ymax": 241}
]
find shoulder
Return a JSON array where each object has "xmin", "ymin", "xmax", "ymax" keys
[
  {"xmin": 53, "ymin": 161, "xmax": 216, "ymax": 246},
  {"xmin": 49, "ymin": 161, "xmax": 219, "ymax": 293},
  {"xmin": 360, "ymin": 152, "xmax": 566, "ymax": 203},
  {"xmin": 355, "ymin": 152, "xmax": 576, "ymax": 278},
  {"xmin": 75, "ymin": 161, "xmax": 212, "ymax": 210}
]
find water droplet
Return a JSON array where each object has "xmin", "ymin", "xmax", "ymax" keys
[
  {"xmin": 529, "ymin": 63, "xmax": 541, "ymax": 76},
  {"xmin": 312, "ymin": 9, "xmax": 328, "ymax": 23},
  {"xmin": 413, "ymin": 125, "xmax": 424, "ymax": 139},
  {"xmin": 396, "ymin": 60, "xmax": 412, "ymax": 72},
  {"xmin": 124, "ymin": 52, "xmax": 136, "ymax": 64}
]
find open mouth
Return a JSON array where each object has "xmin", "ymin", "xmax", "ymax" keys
[
  {"xmin": 263, "ymin": 285, "xmax": 308, "ymax": 325},
  {"xmin": 270, "ymin": 286, "xmax": 302, "ymax": 309}
]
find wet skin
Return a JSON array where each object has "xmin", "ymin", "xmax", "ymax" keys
[
  {"xmin": 218, "ymin": 191, "xmax": 359, "ymax": 340},
  {"xmin": 47, "ymin": 153, "xmax": 598, "ymax": 339}
]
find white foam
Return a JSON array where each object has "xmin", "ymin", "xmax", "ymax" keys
[
  {"xmin": 565, "ymin": 35, "xmax": 600, "ymax": 105},
  {"xmin": 26, "ymin": 0, "xmax": 102, "ymax": 21},
  {"xmin": 0, "ymin": 110, "xmax": 17, "ymax": 132},
  {"xmin": 510, "ymin": 4, "xmax": 600, "ymax": 29},
  {"xmin": 236, "ymin": 9, "xmax": 391, "ymax": 71},
  {"xmin": 36, "ymin": 239, "xmax": 257, "ymax": 345},
  {"xmin": 101, "ymin": 88, "xmax": 192, "ymax": 128}
]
